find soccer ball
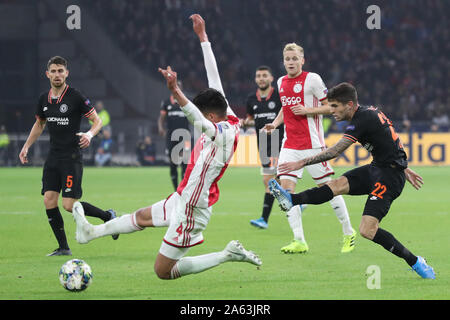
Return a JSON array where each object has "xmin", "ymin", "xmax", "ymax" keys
[{"xmin": 59, "ymin": 259, "xmax": 93, "ymax": 292}]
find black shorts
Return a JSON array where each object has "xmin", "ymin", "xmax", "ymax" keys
[
  {"xmin": 343, "ymin": 164, "xmax": 405, "ymax": 221},
  {"xmin": 41, "ymin": 157, "xmax": 83, "ymax": 199},
  {"xmin": 258, "ymin": 132, "xmax": 282, "ymax": 175}
]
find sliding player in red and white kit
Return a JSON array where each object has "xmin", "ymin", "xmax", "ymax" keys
[
  {"xmin": 264, "ymin": 43, "xmax": 356, "ymax": 254},
  {"xmin": 71, "ymin": 14, "xmax": 261, "ymax": 280}
]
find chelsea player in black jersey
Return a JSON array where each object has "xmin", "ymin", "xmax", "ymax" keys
[
  {"xmin": 242, "ymin": 66, "xmax": 284, "ymax": 229},
  {"xmin": 269, "ymin": 82, "xmax": 435, "ymax": 279},
  {"xmin": 158, "ymin": 83, "xmax": 191, "ymax": 191},
  {"xmin": 19, "ymin": 56, "xmax": 118, "ymax": 256}
]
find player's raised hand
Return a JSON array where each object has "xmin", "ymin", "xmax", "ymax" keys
[
  {"xmin": 76, "ymin": 131, "xmax": 93, "ymax": 149},
  {"xmin": 190, "ymin": 14, "xmax": 208, "ymax": 42},
  {"xmin": 404, "ymin": 167, "xmax": 424, "ymax": 190},
  {"xmin": 278, "ymin": 160, "xmax": 305, "ymax": 174},
  {"xmin": 158, "ymin": 66, "xmax": 178, "ymax": 90},
  {"xmin": 290, "ymin": 104, "xmax": 308, "ymax": 116},
  {"xmin": 19, "ymin": 147, "xmax": 28, "ymax": 164},
  {"xmin": 158, "ymin": 66, "xmax": 189, "ymax": 107}
]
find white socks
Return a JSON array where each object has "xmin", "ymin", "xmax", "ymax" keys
[
  {"xmin": 329, "ymin": 195, "xmax": 354, "ymax": 235},
  {"xmin": 285, "ymin": 195, "xmax": 353, "ymax": 242},
  {"xmin": 286, "ymin": 205, "xmax": 305, "ymax": 242},
  {"xmin": 171, "ymin": 251, "xmax": 230, "ymax": 279},
  {"xmin": 91, "ymin": 213, "xmax": 143, "ymax": 239}
]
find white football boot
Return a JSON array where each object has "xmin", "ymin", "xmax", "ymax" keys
[
  {"xmin": 224, "ymin": 240, "xmax": 262, "ymax": 266},
  {"xmin": 72, "ymin": 201, "xmax": 94, "ymax": 244}
]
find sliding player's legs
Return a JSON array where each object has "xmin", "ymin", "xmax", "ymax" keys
[{"xmin": 156, "ymin": 195, "xmax": 261, "ymax": 279}]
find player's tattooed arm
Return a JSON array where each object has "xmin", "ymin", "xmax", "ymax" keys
[
  {"xmin": 278, "ymin": 137, "xmax": 353, "ymax": 173},
  {"xmin": 303, "ymin": 138, "xmax": 354, "ymax": 166}
]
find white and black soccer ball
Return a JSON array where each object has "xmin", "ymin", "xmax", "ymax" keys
[{"xmin": 59, "ymin": 259, "xmax": 93, "ymax": 292}]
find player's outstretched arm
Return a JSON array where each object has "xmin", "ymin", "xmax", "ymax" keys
[
  {"xmin": 19, "ymin": 118, "xmax": 46, "ymax": 164},
  {"xmin": 190, "ymin": 14, "xmax": 236, "ymax": 117},
  {"xmin": 158, "ymin": 66, "xmax": 216, "ymax": 138},
  {"xmin": 278, "ymin": 137, "xmax": 353, "ymax": 173},
  {"xmin": 290, "ymin": 100, "xmax": 332, "ymax": 116}
]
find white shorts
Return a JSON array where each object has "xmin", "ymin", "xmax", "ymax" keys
[
  {"xmin": 277, "ymin": 147, "xmax": 334, "ymax": 184},
  {"xmin": 157, "ymin": 192, "xmax": 212, "ymax": 260}
]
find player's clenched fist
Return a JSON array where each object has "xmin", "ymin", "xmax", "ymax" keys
[{"xmin": 190, "ymin": 14, "xmax": 208, "ymax": 42}]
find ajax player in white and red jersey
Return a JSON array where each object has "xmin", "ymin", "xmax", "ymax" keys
[
  {"xmin": 71, "ymin": 14, "xmax": 261, "ymax": 280},
  {"xmin": 264, "ymin": 43, "xmax": 356, "ymax": 254}
]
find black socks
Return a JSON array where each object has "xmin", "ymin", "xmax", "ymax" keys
[
  {"xmin": 80, "ymin": 202, "xmax": 112, "ymax": 222},
  {"xmin": 261, "ymin": 192, "xmax": 275, "ymax": 222},
  {"xmin": 291, "ymin": 184, "xmax": 334, "ymax": 205},
  {"xmin": 46, "ymin": 207, "xmax": 69, "ymax": 250},
  {"xmin": 170, "ymin": 163, "xmax": 178, "ymax": 190},
  {"xmin": 372, "ymin": 228, "xmax": 418, "ymax": 266}
]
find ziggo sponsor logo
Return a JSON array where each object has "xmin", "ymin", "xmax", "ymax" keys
[{"xmin": 280, "ymin": 96, "xmax": 302, "ymax": 106}]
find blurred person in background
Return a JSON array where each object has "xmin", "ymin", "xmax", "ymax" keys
[
  {"xmin": 0, "ymin": 125, "xmax": 10, "ymax": 166},
  {"xmin": 136, "ymin": 135, "xmax": 156, "ymax": 166},
  {"xmin": 94, "ymin": 129, "xmax": 113, "ymax": 167},
  {"xmin": 158, "ymin": 81, "xmax": 191, "ymax": 190},
  {"xmin": 241, "ymin": 65, "xmax": 284, "ymax": 230}
]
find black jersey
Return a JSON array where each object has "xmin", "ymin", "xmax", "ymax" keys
[
  {"xmin": 343, "ymin": 105, "xmax": 407, "ymax": 169},
  {"xmin": 160, "ymin": 96, "xmax": 189, "ymax": 133},
  {"xmin": 246, "ymin": 87, "xmax": 283, "ymax": 133},
  {"xmin": 35, "ymin": 85, "xmax": 95, "ymax": 159}
]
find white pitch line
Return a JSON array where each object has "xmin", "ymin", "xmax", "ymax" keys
[{"xmin": 0, "ymin": 211, "xmax": 35, "ymax": 215}]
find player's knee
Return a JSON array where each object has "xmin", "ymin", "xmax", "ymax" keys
[
  {"xmin": 359, "ymin": 223, "xmax": 377, "ymax": 240},
  {"xmin": 153, "ymin": 263, "xmax": 171, "ymax": 280},
  {"xmin": 62, "ymin": 201, "xmax": 74, "ymax": 213},
  {"xmin": 135, "ymin": 207, "xmax": 152, "ymax": 228},
  {"xmin": 43, "ymin": 195, "xmax": 58, "ymax": 209},
  {"xmin": 325, "ymin": 176, "xmax": 349, "ymax": 196}
]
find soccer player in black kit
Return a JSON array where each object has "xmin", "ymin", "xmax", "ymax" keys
[
  {"xmin": 158, "ymin": 83, "xmax": 190, "ymax": 191},
  {"xmin": 242, "ymin": 66, "xmax": 284, "ymax": 229},
  {"xmin": 269, "ymin": 82, "xmax": 435, "ymax": 279},
  {"xmin": 19, "ymin": 56, "xmax": 118, "ymax": 256}
]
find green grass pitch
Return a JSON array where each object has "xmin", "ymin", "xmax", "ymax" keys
[{"xmin": 0, "ymin": 166, "xmax": 448, "ymax": 300}]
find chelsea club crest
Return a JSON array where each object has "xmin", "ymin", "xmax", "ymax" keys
[{"xmin": 59, "ymin": 104, "xmax": 68, "ymax": 113}]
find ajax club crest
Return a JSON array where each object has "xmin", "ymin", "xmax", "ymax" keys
[{"xmin": 293, "ymin": 83, "xmax": 302, "ymax": 93}]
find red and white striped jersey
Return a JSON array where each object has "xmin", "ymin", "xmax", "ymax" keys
[
  {"xmin": 176, "ymin": 115, "xmax": 240, "ymax": 208},
  {"xmin": 277, "ymin": 71, "xmax": 328, "ymax": 150}
]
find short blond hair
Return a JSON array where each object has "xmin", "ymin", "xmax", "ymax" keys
[{"xmin": 283, "ymin": 43, "xmax": 304, "ymax": 57}]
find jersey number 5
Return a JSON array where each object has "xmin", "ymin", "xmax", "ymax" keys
[{"xmin": 66, "ymin": 175, "xmax": 73, "ymax": 188}]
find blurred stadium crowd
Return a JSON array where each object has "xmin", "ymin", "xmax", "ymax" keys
[
  {"xmin": 88, "ymin": 0, "xmax": 448, "ymax": 128},
  {"xmin": 0, "ymin": 0, "xmax": 448, "ymax": 166}
]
